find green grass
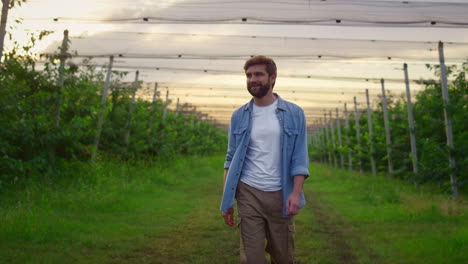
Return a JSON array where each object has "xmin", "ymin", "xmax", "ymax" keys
[
  {"xmin": 301, "ymin": 163, "xmax": 468, "ymax": 264},
  {"xmin": 0, "ymin": 155, "xmax": 238, "ymax": 264},
  {"xmin": 1, "ymin": 157, "xmax": 466, "ymax": 264}
]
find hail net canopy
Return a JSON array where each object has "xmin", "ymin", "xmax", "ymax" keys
[{"xmin": 8, "ymin": 0, "xmax": 468, "ymax": 129}]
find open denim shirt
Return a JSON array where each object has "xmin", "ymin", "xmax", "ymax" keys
[{"xmin": 220, "ymin": 94, "xmax": 310, "ymax": 217}]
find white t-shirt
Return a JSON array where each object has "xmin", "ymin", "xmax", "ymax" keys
[{"xmin": 240, "ymin": 99, "xmax": 282, "ymax": 191}]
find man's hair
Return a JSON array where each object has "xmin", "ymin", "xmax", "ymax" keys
[{"xmin": 243, "ymin": 55, "xmax": 277, "ymax": 88}]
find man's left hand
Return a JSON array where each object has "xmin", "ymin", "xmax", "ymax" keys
[{"xmin": 286, "ymin": 192, "xmax": 301, "ymax": 216}]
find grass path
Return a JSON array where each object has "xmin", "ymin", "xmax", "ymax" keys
[
  {"xmin": 1, "ymin": 156, "xmax": 466, "ymax": 263},
  {"xmin": 108, "ymin": 156, "xmax": 240, "ymax": 264},
  {"xmin": 300, "ymin": 163, "xmax": 467, "ymax": 264}
]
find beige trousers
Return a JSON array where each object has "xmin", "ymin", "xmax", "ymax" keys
[{"xmin": 236, "ymin": 181, "xmax": 295, "ymax": 264}]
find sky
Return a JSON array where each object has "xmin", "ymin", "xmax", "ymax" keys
[{"xmin": 5, "ymin": 0, "xmax": 468, "ymax": 129}]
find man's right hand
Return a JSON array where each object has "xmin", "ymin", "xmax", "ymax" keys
[{"xmin": 222, "ymin": 207, "xmax": 235, "ymax": 227}]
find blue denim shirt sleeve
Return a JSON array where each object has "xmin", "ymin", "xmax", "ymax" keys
[
  {"xmin": 290, "ymin": 108, "xmax": 310, "ymax": 178},
  {"xmin": 224, "ymin": 116, "xmax": 236, "ymax": 169}
]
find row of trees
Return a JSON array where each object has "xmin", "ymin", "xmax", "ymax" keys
[
  {"xmin": 0, "ymin": 33, "xmax": 227, "ymax": 185},
  {"xmin": 309, "ymin": 63, "xmax": 467, "ymax": 193}
]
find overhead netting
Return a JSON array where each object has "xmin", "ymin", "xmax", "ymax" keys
[{"xmin": 7, "ymin": 0, "xmax": 468, "ymax": 130}]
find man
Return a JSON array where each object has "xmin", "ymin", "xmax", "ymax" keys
[{"xmin": 220, "ymin": 55, "xmax": 309, "ymax": 264}]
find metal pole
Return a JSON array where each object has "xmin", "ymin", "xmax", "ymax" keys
[
  {"xmin": 381, "ymin": 79, "xmax": 394, "ymax": 174},
  {"xmin": 124, "ymin": 70, "xmax": 139, "ymax": 146},
  {"xmin": 403, "ymin": 63, "xmax": 419, "ymax": 174},
  {"xmin": 336, "ymin": 108, "xmax": 344, "ymax": 169},
  {"xmin": 438, "ymin": 41, "xmax": 458, "ymax": 200},
  {"xmin": 366, "ymin": 89, "xmax": 377, "ymax": 176},
  {"xmin": 344, "ymin": 103, "xmax": 353, "ymax": 170},
  {"xmin": 329, "ymin": 111, "xmax": 338, "ymax": 168},
  {"xmin": 354, "ymin": 96, "xmax": 363, "ymax": 173},
  {"xmin": 0, "ymin": 0, "xmax": 10, "ymax": 62},
  {"xmin": 176, "ymin": 97, "xmax": 180, "ymax": 113},
  {"xmin": 92, "ymin": 55, "xmax": 114, "ymax": 161}
]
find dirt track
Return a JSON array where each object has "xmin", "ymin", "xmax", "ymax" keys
[{"xmin": 304, "ymin": 191, "xmax": 384, "ymax": 264}]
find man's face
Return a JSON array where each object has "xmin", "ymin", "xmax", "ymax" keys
[{"xmin": 245, "ymin": 64, "xmax": 275, "ymax": 98}]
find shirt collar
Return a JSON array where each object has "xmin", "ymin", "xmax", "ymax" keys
[{"xmin": 244, "ymin": 93, "xmax": 286, "ymax": 111}]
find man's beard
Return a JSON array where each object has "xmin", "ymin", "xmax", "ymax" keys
[{"xmin": 247, "ymin": 81, "xmax": 270, "ymax": 98}]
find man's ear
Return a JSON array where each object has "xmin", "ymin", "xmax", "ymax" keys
[{"xmin": 270, "ymin": 73, "xmax": 277, "ymax": 83}]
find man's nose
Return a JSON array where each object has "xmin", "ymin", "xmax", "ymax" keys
[{"xmin": 249, "ymin": 75, "xmax": 259, "ymax": 82}]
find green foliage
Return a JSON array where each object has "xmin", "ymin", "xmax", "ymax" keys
[
  {"xmin": 310, "ymin": 62, "xmax": 468, "ymax": 193},
  {"xmin": 0, "ymin": 34, "xmax": 227, "ymax": 186}
]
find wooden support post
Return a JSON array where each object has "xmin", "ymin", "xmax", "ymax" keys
[
  {"xmin": 147, "ymin": 82, "xmax": 158, "ymax": 142},
  {"xmin": 354, "ymin": 96, "xmax": 363, "ymax": 173},
  {"xmin": 148, "ymin": 82, "xmax": 158, "ymax": 125},
  {"xmin": 344, "ymin": 103, "xmax": 353, "ymax": 170},
  {"xmin": 312, "ymin": 131, "xmax": 316, "ymax": 159},
  {"xmin": 151, "ymin": 82, "xmax": 158, "ymax": 104},
  {"xmin": 53, "ymin": 30, "xmax": 69, "ymax": 128},
  {"xmin": 308, "ymin": 127, "xmax": 312, "ymax": 146},
  {"xmin": 329, "ymin": 111, "xmax": 338, "ymax": 168},
  {"xmin": 92, "ymin": 55, "xmax": 114, "ymax": 161},
  {"xmin": 318, "ymin": 118, "xmax": 324, "ymax": 163},
  {"xmin": 124, "ymin": 70, "xmax": 139, "ymax": 146},
  {"xmin": 366, "ymin": 89, "xmax": 377, "ymax": 176},
  {"xmin": 163, "ymin": 89, "xmax": 169, "ymax": 120},
  {"xmin": 381, "ymin": 79, "xmax": 394, "ymax": 174},
  {"xmin": 314, "ymin": 129, "xmax": 318, "ymax": 150},
  {"xmin": 0, "ymin": 0, "xmax": 10, "ymax": 62},
  {"xmin": 403, "ymin": 63, "xmax": 419, "ymax": 174},
  {"xmin": 323, "ymin": 114, "xmax": 332, "ymax": 166},
  {"xmin": 320, "ymin": 126, "xmax": 326, "ymax": 163},
  {"xmin": 318, "ymin": 119, "xmax": 321, "ymax": 156},
  {"xmin": 438, "ymin": 41, "xmax": 458, "ymax": 200},
  {"xmin": 336, "ymin": 108, "xmax": 344, "ymax": 169},
  {"xmin": 319, "ymin": 118, "xmax": 325, "ymax": 164},
  {"xmin": 49, "ymin": 30, "xmax": 69, "ymax": 165},
  {"xmin": 310, "ymin": 129, "xmax": 314, "ymax": 144}
]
